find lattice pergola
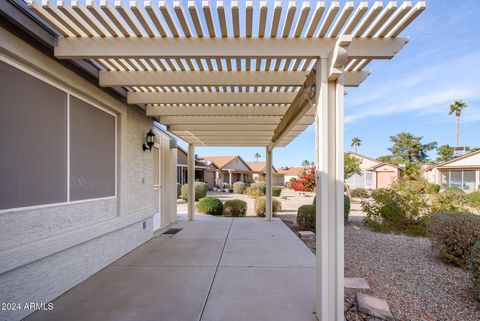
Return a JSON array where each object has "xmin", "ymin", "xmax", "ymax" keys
[
  {"xmin": 26, "ymin": 1, "xmax": 425, "ymax": 320},
  {"xmin": 29, "ymin": 0, "xmax": 424, "ymax": 147}
]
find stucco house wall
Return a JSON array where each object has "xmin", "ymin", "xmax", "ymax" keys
[{"xmin": 0, "ymin": 26, "xmax": 176, "ymax": 321}]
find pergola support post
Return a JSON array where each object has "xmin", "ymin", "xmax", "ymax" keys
[
  {"xmin": 314, "ymin": 59, "xmax": 345, "ymax": 321},
  {"xmin": 187, "ymin": 143, "xmax": 195, "ymax": 221},
  {"xmin": 266, "ymin": 147, "xmax": 273, "ymax": 221}
]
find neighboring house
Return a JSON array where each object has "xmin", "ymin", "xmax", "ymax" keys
[
  {"xmin": 345, "ymin": 152, "xmax": 401, "ymax": 190},
  {"xmin": 176, "ymin": 146, "xmax": 219, "ymax": 188},
  {"xmin": 247, "ymin": 162, "xmax": 285, "ymax": 186},
  {"xmin": 277, "ymin": 167, "xmax": 306, "ymax": 185},
  {"xmin": 199, "ymin": 155, "xmax": 254, "ymax": 186},
  {"xmin": 423, "ymin": 150, "xmax": 480, "ymax": 192}
]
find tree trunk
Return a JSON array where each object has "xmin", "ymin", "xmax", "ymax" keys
[{"xmin": 456, "ymin": 115, "xmax": 460, "ymax": 147}]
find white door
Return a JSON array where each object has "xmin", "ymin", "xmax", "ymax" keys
[{"xmin": 153, "ymin": 144, "xmax": 162, "ymax": 231}]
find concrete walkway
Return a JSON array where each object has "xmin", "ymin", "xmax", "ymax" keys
[{"xmin": 26, "ymin": 215, "xmax": 316, "ymax": 321}]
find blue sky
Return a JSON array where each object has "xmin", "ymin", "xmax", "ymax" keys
[{"xmin": 178, "ymin": 0, "xmax": 480, "ymax": 166}]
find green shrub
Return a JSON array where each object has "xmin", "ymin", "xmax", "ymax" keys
[
  {"xmin": 470, "ymin": 241, "xmax": 480, "ymax": 301},
  {"xmin": 233, "ymin": 182, "xmax": 246, "ymax": 194},
  {"xmin": 285, "ymin": 181, "xmax": 292, "ymax": 189},
  {"xmin": 181, "ymin": 182, "xmax": 208, "ymax": 201},
  {"xmin": 196, "ymin": 196, "xmax": 223, "ymax": 215},
  {"xmin": 344, "ymin": 195, "xmax": 351, "ymax": 221},
  {"xmin": 297, "ymin": 205, "xmax": 315, "ymax": 230},
  {"xmin": 246, "ymin": 186, "xmax": 264, "ymax": 198},
  {"xmin": 254, "ymin": 197, "xmax": 282, "ymax": 217},
  {"xmin": 446, "ymin": 186, "xmax": 466, "ymax": 194},
  {"xmin": 177, "ymin": 183, "xmax": 181, "ymax": 198},
  {"xmin": 350, "ymin": 188, "xmax": 370, "ymax": 198},
  {"xmin": 272, "ymin": 186, "xmax": 282, "ymax": 197},
  {"xmin": 431, "ymin": 190, "xmax": 470, "ymax": 213},
  {"xmin": 427, "ymin": 212, "xmax": 480, "ymax": 266},
  {"xmin": 251, "ymin": 182, "xmax": 266, "ymax": 194},
  {"xmin": 223, "ymin": 199, "xmax": 247, "ymax": 217},
  {"xmin": 398, "ymin": 180, "xmax": 440, "ymax": 194},
  {"xmin": 313, "ymin": 194, "xmax": 350, "ymax": 221},
  {"xmin": 468, "ymin": 191, "xmax": 480, "ymax": 205}
]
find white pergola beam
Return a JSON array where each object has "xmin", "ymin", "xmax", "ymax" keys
[
  {"xmin": 173, "ymin": 130, "xmax": 303, "ymax": 136},
  {"xmin": 128, "ymin": 91, "xmax": 297, "ymax": 104},
  {"xmin": 161, "ymin": 115, "xmax": 314, "ymax": 125},
  {"xmin": 100, "ymin": 70, "xmax": 368, "ymax": 87},
  {"xmin": 54, "ymin": 37, "xmax": 408, "ymax": 59},
  {"xmin": 147, "ymin": 105, "xmax": 289, "ymax": 116},
  {"xmin": 169, "ymin": 124, "xmax": 310, "ymax": 131}
]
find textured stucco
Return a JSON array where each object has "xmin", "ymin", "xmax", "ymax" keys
[{"xmin": 0, "ymin": 27, "xmax": 176, "ymax": 321}]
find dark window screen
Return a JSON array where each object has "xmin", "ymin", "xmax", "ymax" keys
[
  {"xmin": 69, "ymin": 96, "xmax": 116, "ymax": 201},
  {"xmin": 0, "ymin": 61, "xmax": 68, "ymax": 210}
]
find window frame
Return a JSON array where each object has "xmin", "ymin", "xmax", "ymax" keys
[{"xmin": 0, "ymin": 57, "xmax": 118, "ymax": 214}]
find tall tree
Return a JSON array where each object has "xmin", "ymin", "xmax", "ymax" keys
[
  {"xmin": 301, "ymin": 160, "xmax": 311, "ymax": 167},
  {"xmin": 254, "ymin": 153, "xmax": 261, "ymax": 162},
  {"xmin": 387, "ymin": 132, "xmax": 437, "ymax": 164},
  {"xmin": 449, "ymin": 100, "xmax": 468, "ymax": 147},
  {"xmin": 350, "ymin": 137, "xmax": 362, "ymax": 153},
  {"xmin": 344, "ymin": 153, "xmax": 362, "ymax": 180},
  {"xmin": 436, "ymin": 144, "xmax": 454, "ymax": 163}
]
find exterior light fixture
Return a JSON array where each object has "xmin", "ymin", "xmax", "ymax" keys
[{"xmin": 143, "ymin": 129, "xmax": 156, "ymax": 151}]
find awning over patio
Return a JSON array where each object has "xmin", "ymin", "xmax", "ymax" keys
[{"xmin": 29, "ymin": 0, "xmax": 424, "ymax": 147}]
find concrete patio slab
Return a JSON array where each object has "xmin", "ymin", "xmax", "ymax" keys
[
  {"xmin": 220, "ymin": 238, "xmax": 315, "ymax": 267},
  {"xmin": 25, "ymin": 216, "xmax": 316, "ymax": 321},
  {"xmin": 113, "ymin": 238, "xmax": 224, "ymax": 267},
  {"xmin": 201, "ymin": 267, "xmax": 317, "ymax": 321},
  {"xmin": 26, "ymin": 265, "xmax": 215, "ymax": 321}
]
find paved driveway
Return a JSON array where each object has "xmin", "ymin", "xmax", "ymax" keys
[{"xmin": 26, "ymin": 215, "xmax": 316, "ymax": 321}]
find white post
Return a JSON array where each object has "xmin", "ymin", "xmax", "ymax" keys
[
  {"xmin": 266, "ymin": 146, "xmax": 273, "ymax": 221},
  {"xmin": 187, "ymin": 143, "xmax": 195, "ymax": 221},
  {"xmin": 228, "ymin": 170, "xmax": 232, "ymax": 186},
  {"xmin": 314, "ymin": 59, "xmax": 344, "ymax": 321}
]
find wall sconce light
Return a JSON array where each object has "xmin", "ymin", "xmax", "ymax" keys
[{"xmin": 143, "ymin": 129, "xmax": 156, "ymax": 151}]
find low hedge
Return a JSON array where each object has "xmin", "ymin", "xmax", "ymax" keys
[
  {"xmin": 254, "ymin": 197, "xmax": 281, "ymax": 217},
  {"xmin": 246, "ymin": 186, "xmax": 264, "ymax": 197},
  {"xmin": 181, "ymin": 182, "xmax": 208, "ymax": 201},
  {"xmin": 272, "ymin": 186, "xmax": 282, "ymax": 197},
  {"xmin": 223, "ymin": 199, "xmax": 247, "ymax": 217},
  {"xmin": 431, "ymin": 190, "xmax": 470, "ymax": 213},
  {"xmin": 350, "ymin": 188, "xmax": 370, "ymax": 198},
  {"xmin": 297, "ymin": 205, "xmax": 315, "ymax": 230},
  {"xmin": 196, "ymin": 196, "xmax": 223, "ymax": 215},
  {"xmin": 427, "ymin": 212, "xmax": 480, "ymax": 266},
  {"xmin": 250, "ymin": 182, "xmax": 266, "ymax": 194},
  {"xmin": 233, "ymin": 182, "xmax": 247, "ymax": 194},
  {"xmin": 469, "ymin": 190, "xmax": 480, "ymax": 205},
  {"xmin": 470, "ymin": 241, "xmax": 480, "ymax": 301},
  {"xmin": 446, "ymin": 186, "xmax": 466, "ymax": 194}
]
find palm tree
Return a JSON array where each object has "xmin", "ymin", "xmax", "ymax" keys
[
  {"xmin": 449, "ymin": 100, "xmax": 468, "ymax": 147},
  {"xmin": 351, "ymin": 137, "xmax": 362, "ymax": 153},
  {"xmin": 254, "ymin": 153, "xmax": 261, "ymax": 162},
  {"xmin": 301, "ymin": 160, "xmax": 310, "ymax": 167}
]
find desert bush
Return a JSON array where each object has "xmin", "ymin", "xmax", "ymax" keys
[
  {"xmin": 297, "ymin": 205, "xmax": 315, "ymax": 230},
  {"xmin": 470, "ymin": 241, "xmax": 480, "ymax": 301},
  {"xmin": 233, "ymin": 182, "xmax": 246, "ymax": 194},
  {"xmin": 223, "ymin": 199, "xmax": 247, "ymax": 217},
  {"xmin": 177, "ymin": 183, "xmax": 181, "ymax": 198},
  {"xmin": 195, "ymin": 196, "xmax": 223, "ymax": 215},
  {"xmin": 362, "ymin": 186, "xmax": 430, "ymax": 236},
  {"xmin": 272, "ymin": 186, "xmax": 282, "ymax": 197},
  {"xmin": 351, "ymin": 188, "xmax": 370, "ymax": 199},
  {"xmin": 246, "ymin": 186, "xmax": 264, "ymax": 197},
  {"xmin": 181, "ymin": 182, "xmax": 208, "ymax": 201},
  {"xmin": 427, "ymin": 212, "xmax": 480, "ymax": 266},
  {"xmin": 254, "ymin": 197, "xmax": 282, "ymax": 217},
  {"xmin": 431, "ymin": 190, "xmax": 470, "ymax": 213},
  {"xmin": 313, "ymin": 194, "xmax": 350, "ymax": 221},
  {"xmin": 250, "ymin": 182, "xmax": 266, "ymax": 194},
  {"xmin": 446, "ymin": 186, "xmax": 466, "ymax": 194},
  {"xmin": 399, "ymin": 180, "xmax": 440, "ymax": 194},
  {"xmin": 468, "ymin": 191, "xmax": 480, "ymax": 205}
]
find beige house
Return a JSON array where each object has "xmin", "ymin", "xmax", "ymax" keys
[
  {"xmin": 199, "ymin": 155, "xmax": 254, "ymax": 186},
  {"xmin": 346, "ymin": 152, "xmax": 401, "ymax": 190},
  {"xmin": 277, "ymin": 167, "xmax": 308, "ymax": 185},
  {"xmin": 247, "ymin": 162, "xmax": 285, "ymax": 186},
  {"xmin": 176, "ymin": 146, "xmax": 219, "ymax": 188},
  {"xmin": 424, "ymin": 150, "xmax": 480, "ymax": 192}
]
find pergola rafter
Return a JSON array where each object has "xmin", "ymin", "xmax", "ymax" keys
[{"xmin": 27, "ymin": 1, "xmax": 426, "ymax": 319}]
